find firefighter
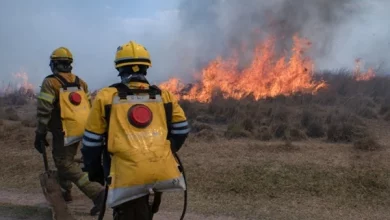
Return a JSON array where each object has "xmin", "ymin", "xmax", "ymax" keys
[
  {"xmin": 34, "ymin": 47, "xmax": 105, "ymax": 216},
  {"xmin": 81, "ymin": 40, "xmax": 189, "ymax": 220}
]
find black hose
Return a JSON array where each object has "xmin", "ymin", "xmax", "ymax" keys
[
  {"xmin": 173, "ymin": 152, "xmax": 187, "ymax": 220},
  {"xmin": 97, "ymin": 184, "xmax": 109, "ymax": 220}
]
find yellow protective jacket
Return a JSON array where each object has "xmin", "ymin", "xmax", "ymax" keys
[
  {"xmin": 81, "ymin": 81, "xmax": 189, "ymax": 208},
  {"xmin": 36, "ymin": 72, "xmax": 91, "ymax": 145}
]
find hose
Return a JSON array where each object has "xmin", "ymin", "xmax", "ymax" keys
[{"xmin": 173, "ymin": 152, "xmax": 187, "ymax": 220}]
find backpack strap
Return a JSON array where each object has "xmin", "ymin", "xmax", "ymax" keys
[
  {"xmin": 47, "ymin": 74, "xmax": 81, "ymax": 90},
  {"xmin": 108, "ymin": 82, "xmax": 162, "ymax": 100}
]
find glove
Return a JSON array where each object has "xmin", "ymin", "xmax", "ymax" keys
[
  {"xmin": 34, "ymin": 132, "xmax": 49, "ymax": 154},
  {"xmin": 88, "ymin": 166, "xmax": 105, "ymax": 185}
]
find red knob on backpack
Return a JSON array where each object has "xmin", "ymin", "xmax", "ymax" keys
[
  {"xmin": 69, "ymin": 92, "xmax": 82, "ymax": 105},
  {"xmin": 128, "ymin": 104, "xmax": 153, "ymax": 128}
]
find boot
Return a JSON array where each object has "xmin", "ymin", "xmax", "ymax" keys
[
  {"xmin": 90, "ymin": 189, "xmax": 106, "ymax": 216},
  {"xmin": 62, "ymin": 190, "xmax": 73, "ymax": 203}
]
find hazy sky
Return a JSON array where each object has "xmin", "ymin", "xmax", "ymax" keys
[
  {"xmin": 0, "ymin": 0, "xmax": 389, "ymax": 90},
  {"xmin": 0, "ymin": 0, "xmax": 180, "ymax": 90}
]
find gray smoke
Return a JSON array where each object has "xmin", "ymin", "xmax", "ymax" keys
[{"xmin": 169, "ymin": 0, "xmax": 389, "ymax": 78}]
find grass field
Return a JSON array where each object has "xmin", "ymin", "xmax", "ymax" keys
[{"xmin": 0, "ymin": 72, "xmax": 390, "ymax": 219}]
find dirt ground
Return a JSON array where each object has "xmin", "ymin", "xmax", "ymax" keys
[{"xmin": 1, "ymin": 100, "xmax": 390, "ymax": 220}]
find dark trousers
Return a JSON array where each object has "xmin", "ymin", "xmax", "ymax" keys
[{"xmin": 113, "ymin": 195, "xmax": 151, "ymax": 220}]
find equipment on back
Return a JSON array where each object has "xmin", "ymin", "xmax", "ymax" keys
[
  {"xmin": 48, "ymin": 74, "xmax": 90, "ymax": 146},
  {"xmin": 104, "ymin": 83, "xmax": 186, "ymax": 208},
  {"xmin": 114, "ymin": 41, "xmax": 152, "ymax": 70}
]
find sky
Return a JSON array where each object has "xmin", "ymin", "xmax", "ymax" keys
[
  {"xmin": 0, "ymin": 0, "xmax": 181, "ymax": 90},
  {"xmin": 0, "ymin": 0, "xmax": 389, "ymax": 91}
]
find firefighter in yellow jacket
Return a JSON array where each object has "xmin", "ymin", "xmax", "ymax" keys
[
  {"xmin": 81, "ymin": 41, "xmax": 190, "ymax": 220},
  {"xmin": 34, "ymin": 47, "xmax": 105, "ymax": 215}
]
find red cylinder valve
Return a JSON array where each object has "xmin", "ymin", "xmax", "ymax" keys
[
  {"xmin": 69, "ymin": 92, "xmax": 82, "ymax": 105},
  {"xmin": 128, "ymin": 104, "xmax": 153, "ymax": 128}
]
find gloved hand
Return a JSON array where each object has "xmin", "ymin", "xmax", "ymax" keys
[
  {"xmin": 88, "ymin": 166, "xmax": 105, "ymax": 185},
  {"xmin": 34, "ymin": 132, "xmax": 49, "ymax": 154}
]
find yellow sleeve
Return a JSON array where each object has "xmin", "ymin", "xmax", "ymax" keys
[
  {"xmin": 163, "ymin": 90, "xmax": 190, "ymax": 136},
  {"xmin": 36, "ymin": 77, "xmax": 57, "ymax": 133},
  {"xmin": 84, "ymin": 89, "xmax": 108, "ymax": 136}
]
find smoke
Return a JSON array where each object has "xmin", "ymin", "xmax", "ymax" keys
[{"xmin": 168, "ymin": 0, "xmax": 390, "ymax": 79}]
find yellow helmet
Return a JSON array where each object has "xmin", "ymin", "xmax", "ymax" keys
[
  {"xmin": 50, "ymin": 47, "xmax": 73, "ymax": 62},
  {"xmin": 114, "ymin": 41, "xmax": 151, "ymax": 69}
]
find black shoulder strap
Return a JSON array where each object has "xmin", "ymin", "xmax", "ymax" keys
[
  {"xmin": 49, "ymin": 74, "xmax": 81, "ymax": 90},
  {"xmin": 108, "ymin": 83, "xmax": 162, "ymax": 100}
]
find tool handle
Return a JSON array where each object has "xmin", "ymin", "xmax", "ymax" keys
[{"xmin": 41, "ymin": 141, "xmax": 49, "ymax": 172}]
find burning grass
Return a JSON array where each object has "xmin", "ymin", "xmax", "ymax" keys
[{"xmin": 179, "ymin": 72, "xmax": 390, "ymax": 147}]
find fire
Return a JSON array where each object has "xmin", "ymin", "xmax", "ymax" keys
[
  {"xmin": 353, "ymin": 58, "xmax": 375, "ymax": 81},
  {"xmin": 160, "ymin": 35, "xmax": 327, "ymax": 103}
]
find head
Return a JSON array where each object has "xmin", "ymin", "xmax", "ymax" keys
[
  {"xmin": 114, "ymin": 41, "xmax": 152, "ymax": 84},
  {"xmin": 49, "ymin": 47, "xmax": 73, "ymax": 74}
]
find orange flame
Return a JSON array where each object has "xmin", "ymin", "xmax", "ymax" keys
[
  {"xmin": 353, "ymin": 58, "xmax": 375, "ymax": 81},
  {"xmin": 160, "ymin": 35, "xmax": 327, "ymax": 103}
]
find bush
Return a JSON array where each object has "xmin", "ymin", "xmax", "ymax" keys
[
  {"xmin": 224, "ymin": 124, "xmax": 251, "ymax": 139},
  {"xmin": 277, "ymin": 140, "xmax": 299, "ymax": 151},
  {"xmin": 306, "ymin": 121, "xmax": 326, "ymax": 138},
  {"xmin": 356, "ymin": 106, "xmax": 378, "ymax": 119},
  {"xmin": 353, "ymin": 137, "xmax": 381, "ymax": 151},
  {"xmin": 301, "ymin": 110, "xmax": 316, "ymax": 127},
  {"xmin": 379, "ymin": 104, "xmax": 390, "ymax": 115},
  {"xmin": 1, "ymin": 107, "xmax": 20, "ymax": 121},
  {"xmin": 241, "ymin": 118, "xmax": 255, "ymax": 132},
  {"xmin": 384, "ymin": 112, "xmax": 390, "ymax": 121},
  {"xmin": 195, "ymin": 115, "xmax": 215, "ymax": 123},
  {"xmin": 194, "ymin": 129, "xmax": 217, "ymax": 140},
  {"xmin": 190, "ymin": 121, "xmax": 212, "ymax": 133},
  {"xmin": 289, "ymin": 127, "xmax": 308, "ymax": 141},
  {"xmin": 327, "ymin": 122, "xmax": 368, "ymax": 142},
  {"xmin": 21, "ymin": 119, "xmax": 37, "ymax": 128},
  {"xmin": 254, "ymin": 126, "xmax": 273, "ymax": 141},
  {"xmin": 271, "ymin": 123, "xmax": 289, "ymax": 139}
]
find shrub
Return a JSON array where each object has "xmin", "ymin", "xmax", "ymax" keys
[
  {"xmin": 353, "ymin": 137, "xmax": 381, "ymax": 151},
  {"xmin": 1, "ymin": 107, "xmax": 20, "ymax": 121},
  {"xmin": 194, "ymin": 129, "xmax": 217, "ymax": 140},
  {"xmin": 241, "ymin": 118, "xmax": 255, "ymax": 132},
  {"xmin": 271, "ymin": 123, "xmax": 289, "ymax": 139},
  {"xmin": 356, "ymin": 106, "xmax": 378, "ymax": 119},
  {"xmin": 327, "ymin": 122, "xmax": 368, "ymax": 142},
  {"xmin": 21, "ymin": 119, "xmax": 37, "ymax": 128},
  {"xmin": 289, "ymin": 127, "xmax": 308, "ymax": 141},
  {"xmin": 224, "ymin": 124, "xmax": 251, "ymax": 139},
  {"xmin": 190, "ymin": 121, "xmax": 212, "ymax": 133},
  {"xmin": 306, "ymin": 121, "xmax": 326, "ymax": 138},
  {"xmin": 254, "ymin": 126, "xmax": 273, "ymax": 141}
]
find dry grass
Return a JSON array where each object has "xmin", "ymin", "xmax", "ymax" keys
[
  {"xmin": 354, "ymin": 137, "xmax": 382, "ymax": 151},
  {"xmin": 1, "ymin": 73, "xmax": 390, "ymax": 219},
  {"xmin": 0, "ymin": 107, "xmax": 21, "ymax": 121}
]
